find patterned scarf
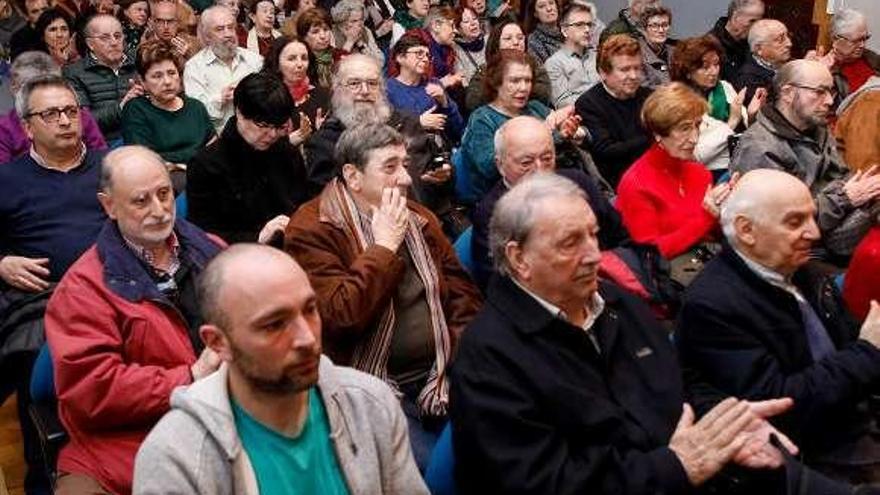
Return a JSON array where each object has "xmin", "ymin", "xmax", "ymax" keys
[{"xmin": 319, "ymin": 179, "xmax": 452, "ymax": 418}]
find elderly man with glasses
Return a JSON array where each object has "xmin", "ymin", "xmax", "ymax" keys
[
  {"xmin": 826, "ymin": 8, "xmax": 878, "ymax": 99},
  {"xmin": 141, "ymin": 0, "xmax": 201, "ymax": 61},
  {"xmin": 732, "ymin": 59, "xmax": 880, "ymax": 261},
  {"xmin": 63, "ymin": 14, "xmax": 140, "ymax": 142}
]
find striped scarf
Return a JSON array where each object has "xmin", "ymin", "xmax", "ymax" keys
[{"xmin": 321, "ymin": 179, "xmax": 452, "ymax": 418}]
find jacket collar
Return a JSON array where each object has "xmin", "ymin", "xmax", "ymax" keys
[
  {"xmin": 758, "ymin": 103, "xmax": 830, "ymax": 145},
  {"xmin": 316, "ymin": 180, "xmax": 429, "ymax": 231},
  {"xmin": 84, "ymin": 51, "xmax": 133, "ymax": 71}
]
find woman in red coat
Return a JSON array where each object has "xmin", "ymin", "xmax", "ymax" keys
[
  {"xmin": 615, "ymin": 82, "xmax": 735, "ymax": 259},
  {"xmin": 844, "ymin": 226, "xmax": 880, "ymax": 321}
]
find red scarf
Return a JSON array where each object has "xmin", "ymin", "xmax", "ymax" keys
[{"xmin": 287, "ymin": 77, "xmax": 311, "ymax": 104}]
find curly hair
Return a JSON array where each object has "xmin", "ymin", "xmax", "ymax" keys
[
  {"xmin": 135, "ymin": 39, "xmax": 183, "ymax": 78},
  {"xmin": 597, "ymin": 33, "xmax": 641, "ymax": 73},
  {"xmin": 670, "ymin": 35, "xmax": 723, "ymax": 83}
]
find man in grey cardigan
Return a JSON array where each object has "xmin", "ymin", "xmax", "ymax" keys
[{"xmin": 133, "ymin": 244, "xmax": 428, "ymax": 494}]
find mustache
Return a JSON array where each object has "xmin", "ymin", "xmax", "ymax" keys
[{"xmin": 144, "ymin": 213, "xmax": 173, "ymax": 227}]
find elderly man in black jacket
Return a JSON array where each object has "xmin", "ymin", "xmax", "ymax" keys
[
  {"xmin": 678, "ymin": 168, "xmax": 880, "ymax": 487},
  {"xmin": 449, "ymin": 172, "xmax": 851, "ymax": 495}
]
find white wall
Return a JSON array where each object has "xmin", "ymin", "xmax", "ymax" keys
[
  {"xmin": 591, "ymin": 0, "xmax": 730, "ymax": 39},
  {"xmin": 832, "ymin": 0, "xmax": 880, "ymax": 52}
]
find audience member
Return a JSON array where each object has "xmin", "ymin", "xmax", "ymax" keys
[
  {"xmin": 0, "ymin": 73, "xmax": 108, "ymax": 494},
  {"xmin": 828, "ymin": 9, "xmax": 878, "ymax": 99},
  {"xmin": 843, "ymin": 226, "xmax": 880, "ymax": 321},
  {"xmin": 391, "ymin": 0, "xmax": 428, "ymax": 47},
  {"xmin": 575, "ymin": 34, "xmax": 652, "ymax": 188},
  {"xmin": 260, "ymin": 35, "xmax": 330, "ymax": 141},
  {"xmin": 0, "ymin": 51, "xmax": 105, "ymax": 163},
  {"xmin": 285, "ymin": 123, "xmax": 481, "ymax": 470},
  {"xmin": 575, "ymin": 0, "xmax": 606, "ymax": 48},
  {"xmin": 387, "ymin": 32, "xmax": 464, "ymax": 143},
  {"xmin": 678, "ymin": 168, "xmax": 880, "ymax": 488},
  {"xmin": 331, "ymin": 0, "xmax": 383, "ymax": 62},
  {"xmin": 451, "ymin": 172, "xmax": 810, "ymax": 494},
  {"xmin": 63, "ymin": 14, "xmax": 140, "ymax": 142},
  {"xmin": 616, "ymin": 83, "xmax": 733, "ymax": 262},
  {"xmin": 451, "ymin": 6, "xmax": 485, "ymax": 87},
  {"xmin": 423, "ymin": 7, "xmax": 463, "ymax": 89},
  {"xmin": 184, "ymin": 5, "xmax": 262, "ymax": 133},
  {"xmin": 460, "ymin": 0, "xmax": 488, "ymax": 34},
  {"xmin": 464, "ymin": 19, "xmax": 553, "ymax": 112},
  {"xmin": 835, "ymin": 74, "xmax": 880, "ymax": 172},
  {"xmin": 306, "ymin": 54, "xmax": 457, "ymax": 232},
  {"xmin": 35, "ymin": 8, "xmax": 79, "ymax": 66},
  {"xmin": 0, "ymin": 0, "xmax": 25, "ymax": 54},
  {"xmin": 188, "ymin": 72, "xmax": 310, "ymax": 244},
  {"xmin": 471, "ymin": 116, "xmax": 628, "ymax": 288},
  {"xmin": 241, "ymin": 0, "xmax": 278, "ymax": 56},
  {"xmin": 708, "ymin": 0, "xmax": 765, "ymax": 82},
  {"xmin": 671, "ymin": 35, "xmax": 763, "ymax": 176},
  {"xmin": 524, "ymin": 0, "xmax": 561, "ymax": 64},
  {"xmin": 545, "ymin": 3, "xmax": 598, "ymax": 108},
  {"xmin": 46, "ymin": 146, "xmax": 224, "ymax": 494},
  {"xmin": 364, "ymin": 0, "xmax": 395, "ymax": 51},
  {"xmin": 732, "ymin": 59, "xmax": 880, "ymax": 259},
  {"xmin": 141, "ymin": 0, "xmax": 200, "ymax": 61},
  {"xmin": 215, "ymin": 0, "xmax": 247, "ymax": 40},
  {"xmin": 638, "ymin": 5, "xmax": 675, "ymax": 88},
  {"xmin": 118, "ymin": 0, "xmax": 149, "ymax": 55},
  {"xmin": 121, "ymin": 40, "xmax": 214, "ymax": 181},
  {"xmin": 133, "ymin": 244, "xmax": 429, "ymax": 494},
  {"xmin": 599, "ymin": 0, "xmax": 659, "ymax": 45},
  {"xmin": 296, "ymin": 8, "xmax": 341, "ymax": 90},
  {"xmin": 9, "ymin": 0, "xmax": 48, "ymax": 59},
  {"xmin": 461, "ymin": 49, "xmax": 580, "ymax": 201},
  {"xmin": 734, "ymin": 18, "xmax": 791, "ymax": 103}
]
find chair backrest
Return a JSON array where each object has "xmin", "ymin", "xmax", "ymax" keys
[
  {"xmin": 452, "ymin": 226, "xmax": 474, "ymax": 275},
  {"xmin": 452, "ymin": 148, "xmax": 476, "ymax": 205},
  {"xmin": 424, "ymin": 422, "xmax": 456, "ymax": 495},
  {"xmin": 29, "ymin": 343, "xmax": 55, "ymax": 404},
  {"xmin": 175, "ymin": 192, "xmax": 188, "ymax": 220}
]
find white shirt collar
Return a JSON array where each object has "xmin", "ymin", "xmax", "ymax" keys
[
  {"xmin": 733, "ymin": 247, "xmax": 804, "ymax": 302},
  {"xmin": 511, "ymin": 277, "xmax": 606, "ymax": 333}
]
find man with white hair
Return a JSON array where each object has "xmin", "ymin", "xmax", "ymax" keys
[
  {"xmin": 708, "ymin": 0, "xmax": 765, "ymax": 82},
  {"xmin": 734, "ymin": 18, "xmax": 791, "ymax": 104},
  {"xmin": 678, "ymin": 168, "xmax": 880, "ymax": 488},
  {"xmin": 184, "ymin": 5, "xmax": 262, "ymax": 133},
  {"xmin": 732, "ymin": 59, "xmax": 880, "ymax": 259},
  {"xmin": 828, "ymin": 8, "xmax": 879, "ymax": 98},
  {"xmin": 46, "ymin": 146, "xmax": 224, "ymax": 493},
  {"xmin": 599, "ymin": 0, "xmax": 660, "ymax": 45}
]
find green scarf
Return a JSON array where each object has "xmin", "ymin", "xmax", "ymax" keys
[
  {"xmin": 393, "ymin": 9, "xmax": 423, "ymax": 30},
  {"xmin": 707, "ymin": 83, "xmax": 730, "ymax": 122}
]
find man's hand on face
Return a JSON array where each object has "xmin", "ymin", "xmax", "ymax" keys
[
  {"xmin": 371, "ymin": 187, "xmax": 409, "ymax": 252},
  {"xmin": 843, "ymin": 165, "xmax": 880, "ymax": 207},
  {"xmin": 0, "ymin": 256, "xmax": 51, "ymax": 292},
  {"xmin": 858, "ymin": 301, "xmax": 880, "ymax": 349}
]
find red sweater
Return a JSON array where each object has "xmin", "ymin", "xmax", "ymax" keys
[
  {"xmin": 841, "ymin": 57, "xmax": 875, "ymax": 95},
  {"xmin": 615, "ymin": 143, "xmax": 716, "ymax": 258},
  {"xmin": 844, "ymin": 227, "xmax": 880, "ymax": 321}
]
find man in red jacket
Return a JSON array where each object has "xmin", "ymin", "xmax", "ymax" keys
[{"xmin": 45, "ymin": 145, "xmax": 224, "ymax": 494}]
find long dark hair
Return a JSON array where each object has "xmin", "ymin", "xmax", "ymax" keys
[
  {"xmin": 35, "ymin": 8, "xmax": 74, "ymax": 52},
  {"xmin": 261, "ymin": 35, "xmax": 319, "ymax": 84}
]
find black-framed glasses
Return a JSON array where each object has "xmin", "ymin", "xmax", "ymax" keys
[
  {"xmin": 342, "ymin": 78, "xmax": 380, "ymax": 91},
  {"xmin": 25, "ymin": 105, "xmax": 80, "ymax": 124},
  {"xmin": 835, "ymin": 33, "xmax": 871, "ymax": 45},
  {"xmin": 564, "ymin": 20, "xmax": 594, "ymax": 29},
  {"xmin": 790, "ymin": 83, "xmax": 837, "ymax": 99},
  {"xmin": 87, "ymin": 32, "xmax": 123, "ymax": 43},
  {"xmin": 405, "ymin": 49, "xmax": 431, "ymax": 59}
]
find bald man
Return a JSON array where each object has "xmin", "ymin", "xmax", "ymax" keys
[
  {"xmin": 135, "ymin": 244, "xmax": 428, "ymax": 494},
  {"xmin": 678, "ymin": 169, "xmax": 880, "ymax": 488},
  {"xmin": 470, "ymin": 116, "xmax": 628, "ymax": 288},
  {"xmin": 732, "ymin": 59, "xmax": 880, "ymax": 259},
  {"xmin": 45, "ymin": 146, "xmax": 224, "ymax": 494}
]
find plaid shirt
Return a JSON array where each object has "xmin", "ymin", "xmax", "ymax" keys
[{"xmin": 123, "ymin": 232, "xmax": 182, "ymax": 294}]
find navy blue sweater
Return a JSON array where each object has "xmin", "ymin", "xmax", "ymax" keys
[{"xmin": 0, "ymin": 150, "xmax": 108, "ymax": 281}]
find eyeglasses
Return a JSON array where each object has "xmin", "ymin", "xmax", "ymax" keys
[
  {"xmin": 253, "ymin": 121, "xmax": 288, "ymax": 133},
  {"xmin": 342, "ymin": 78, "xmax": 380, "ymax": 91},
  {"xmin": 87, "ymin": 32, "xmax": 123, "ymax": 43},
  {"xmin": 564, "ymin": 20, "xmax": 594, "ymax": 29},
  {"xmin": 25, "ymin": 105, "xmax": 80, "ymax": 124},
  {"xmin": 790, "ymin": 83, "xmax": 837, "ymax": 99},
  {"xmin": 646, "ymin": 21, "xmax": 670, "ymax": 30},
  {"xmin": 153, "ymin": 18, "xmax": 178, "ymax": 26},
  {"xmin": 835, "ymin": 33, "xmax": 872, "ymax": 45},
  {"xmin": 405, "ymin": 49, "xmax": 431, "ymax": 59}
]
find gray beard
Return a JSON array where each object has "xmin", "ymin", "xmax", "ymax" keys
[
  {"xmin": 210, "ymin": 41, "xmax": 237, "ymax": 60},
  {"xmin": 332, "ymin": 95, "xmax": 393, "ymax": 128}
]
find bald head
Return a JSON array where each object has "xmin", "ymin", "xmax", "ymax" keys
[
  {"xmin": 495, "ymin": 116, "xmax": 556, "ymax": 185},
  {"xmin": 100, "ymin": 145, "xmax": 168, "ymax": 194},
  {"xmin": 721, "ymin": 169, "xmax": 819, "ymax": 275},
  {"xmin": 748, "ymin": 19, "xmax": 791, "ymax": 65}
]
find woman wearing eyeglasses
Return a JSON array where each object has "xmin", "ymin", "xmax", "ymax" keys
[
  {"xmin": 638, "ymin": 5, "xmax": 676, "ymax": 89},
  {"xmin": 387, "ymin": 32, "xmax": 464, "ymax": 143}
]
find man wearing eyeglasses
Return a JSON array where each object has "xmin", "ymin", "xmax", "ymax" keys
[
  {"xmin": 0, "ymin": 74, "xmax": 107, "ymax": 493},
  {"xmin": 546, "ymin": 3, "xmax": 599, "ymax": 108},
  {"xmin": 732, "ymin": 59, "xmax": 880, "ymax": 260},
  {"xmin": 63, "ymin": 14, "xmax": 140, "ymax": 142},
  {"xmin": 826, "ymin": 9, "xmax": 878, "ymax": 99},
  {"xmin": 734, "ymin": 19, "xmax": 791, "ymax": 106},
  {"xmin": 141, "ymin": 0, "xmax": 201, "ymax": 61}
]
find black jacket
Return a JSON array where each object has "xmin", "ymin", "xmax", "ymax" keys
[
  {"xmin": 708, "ymin": 17, "xmax": 750, "ymax": 84},
  {"xmin": 732, "ymin": 53, "xmax": 774, "ymax": 106},
  {"xmin": 187, "ymin": 117, "xmax": 314, "ymax": 244},
  {"xmin": 677, "ymin": 246, "xmax": 880, "ymax": 461},
  {"xmin": 63, "ymin": 54, "xmax": 138, "ymax": 141},
  {"xmin": 450, "ymin": 277, "xmax": 693, "ymax": 494}
]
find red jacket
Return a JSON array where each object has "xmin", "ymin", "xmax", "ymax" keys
[
  {"xmin": 45, "ymin": 219, "xmax": 223, "ymax": 494},
  {"xmin": 615, "ymin": 143, "xmax": 716, "ymax": 259},
  {"xmin": 844, "ymin": 227, "xmax": 880, "ymax": 321}
]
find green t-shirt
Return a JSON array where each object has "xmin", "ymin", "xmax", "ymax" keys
[{"xmin": 231, "ymin": 388, "xmax": 351, "ymax": 495}]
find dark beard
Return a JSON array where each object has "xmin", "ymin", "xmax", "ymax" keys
[{"xmin": 230, "ymin": 341, "xmax": 319, "ymax": 396}]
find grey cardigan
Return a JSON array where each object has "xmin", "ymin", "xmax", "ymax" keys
[{"xmin": 133, "ymin": 357, "xmax": 429, "ymax": 495}]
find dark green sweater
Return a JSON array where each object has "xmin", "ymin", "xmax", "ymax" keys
[{"xmin": 121, "ymin": 95, "xmax": 214, "ymax": 164}]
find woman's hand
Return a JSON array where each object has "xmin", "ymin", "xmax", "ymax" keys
[
  {"xmin": 546, "ymin": 105, "xmax": 581, "ymax": 140},
  {"xmin": 702, "ymin": 172, "xmax": 740, "ymax": 217},
  {"xmin": 440, "ymin": 73, "xmax": 464, "ymax": 89},
  {"xmin": 727, "ymin": 88, "xmax": 745, "ymax": 129},
  {"xmin": 420, "ymin": 105, "xmax": 447, "ymax": 131},
  {"xmin": 746, "ymin": 87, "xmax": 767, "ymax": 122},
  {"xmin": 289, "ymin": 112, "xmax": 313, "ymax": 146}
]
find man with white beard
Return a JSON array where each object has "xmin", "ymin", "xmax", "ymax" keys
[
  {"xmin": 184, "ymin": 5, "xmax": 262, "ymax": 132},
  {"xmin": 305, "ymin": 54, "xmax": 459, "ymax": 234}
]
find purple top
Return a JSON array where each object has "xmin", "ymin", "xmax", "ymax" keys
[{"xmin": 0, "ymin": 107, "xmax": 108, "ymax": 164}]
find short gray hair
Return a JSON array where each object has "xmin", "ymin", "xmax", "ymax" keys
[
  {"xmin": 99, "ymin": 145, "xmax": 167, "ymax": 193},
  {"xmin": 747, "ymin": 18, "xmax": 782, "ymax": 52},
  {"xmin": 330, "ymin": 0, "xmax": 365, "ymax": 24},
  {"xmin": 727, "ymin": 0, "xmax": 763, "ymax": 18},
  {"xmin": 489, "ymin": 173, "xmax": 586, "ymax": 277},
  {"xmin": 14, "ymin": 74, "xmax": 77, "ymax": 120},
  {"xmin": 84, "ymin": 14, "xmax": 120, "ymax": 38},
  {"xmin": 424, "ymin": 6, "xmax": 451, "ymax": 30},
  {"xmin": 334, "ymin": 123, "xmax": 406, "ymax": 174},
  {"xmin": 332, "ymin": 53, "xmax": 383, "ymax": 89},
  {"xmin": 830, "ymin": 8, "xmax": 866, "ymax": 39},
  {"xmin": 199, "ymin": 6, "xmax": 234, "ymax": 43},
  {"xmin": 10, "ymin": 51, "xmax": 60, "ymax": 88}
]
